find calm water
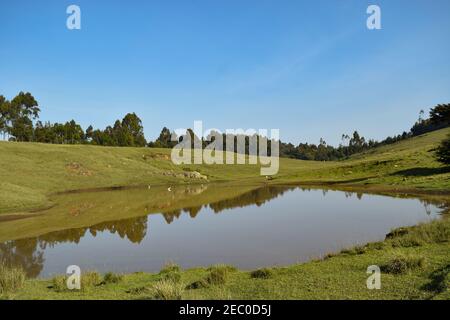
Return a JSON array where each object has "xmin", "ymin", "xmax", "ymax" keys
[{"xmin": 0, "ymin": 185, "xmax": 444, "ymax": 278}]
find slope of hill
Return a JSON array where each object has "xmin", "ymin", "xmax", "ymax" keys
[{"xmin": 0, "ymin": 128, "xmax": 449, "ymax": 214}]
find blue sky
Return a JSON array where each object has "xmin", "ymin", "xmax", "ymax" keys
[{"xmin": 1, "ymin": 0, "xmax": 449, "ymax": 145}]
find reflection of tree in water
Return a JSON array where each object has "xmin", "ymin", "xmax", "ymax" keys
[
  {"xmin": 419, "ymin": 199, "xmax": 449, "ymax": 216},
  {"xmin": 0, "ymin": 238, "xmax": 44, "ymax": 278},
  {"xmin": 162, "ymin": 205, "xmax": 203, "ymax": 223},
  {"xmin": 161, "ymin": 186, "xmax": 293, "ymax": 223},
  {"xmin": 36, "ymin": 216, "xmax": 149, "ymax": 245},
  {"xmin": 88, "ymin": 216, "xmax": 148, "ymax": 244},
  {"xmin": 208, "ymin": 186, "xmax": 294, "ymax": 213},
  {"xmin": 0, "ymin": 216, "xmax": 148, "ymax": 277}
]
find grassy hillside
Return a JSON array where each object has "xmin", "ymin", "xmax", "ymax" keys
[
  {"xmin": 0, "ymin": 128, "xmax": 449, "ymax": 214},
  {"xmin": 2, "ymin": 218, "xmax": 448, "ymax": 300}
]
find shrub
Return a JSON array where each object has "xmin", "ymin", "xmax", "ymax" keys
[
  {"xmin": 207, "ymin": 264, "xmax": 237, "ymax": 273},
  {"xmin": 51, "ymin": 275, "xmax": 68, "ymax": 292},
  {"xmin": 152, "ymin": 279, "xmax": 184, "ymax": 300},
  {"xmin": 205, "ymin": 268, "xmax": 228, "ymax": 286},
  {"xmin": 159, "ymin": 263, "xmax": 182, "ymax": 283},
  {"xmin": 186, "ymin": 279, "xmax": 208, "ymax": 290},
  {"xmin": 389, "ymin": 219, "xmax": 449, "ymax": 248},
  {"xmin": 51, "ymin": 271, "xmax": 101, "ymax": 292},
  {"xmin": 103, "ymin": 272, "xmax": 123, "ymax": 284},
  {"xmin": 0, "ymin": 264, "xmax": 26, "ymax": 294},
  {"xmin": 159, "ymin": 262, "xmax": 180, "ymax": 274},
  {"xmin": 187, "ymin": 265, "xmax": 235, "ymax": 290},
  {"xmin": 435, "ymin": 134, "xmax": 450, "ymax": 165},
  {"xmin": 366, "ymin": 241, "xmax": 386, "ymax": 250},
  {"xmin": 81, "ymin": 271, "xmax": 101, "ymax": 289},
  {"xmin": 381, "ymin": 255, "xmax": 426, "ymax": 274},
  {"xmin": 340, "ymin": 244, "xmax": 367, "ymax": 255},
  {"xmin": 250, "ymin": 268, "xmax": 273, "ymax": 279},
  {"xmin": 161, "ymin": 271, "xmax": 181, "ymax": 283},
  {"xmin": 386, "ymin": 227, "xmax": 409, "ymax": 239},
  {"xmin": 126, "ymin": 286, "xmax": 151, "ymax": 295}
]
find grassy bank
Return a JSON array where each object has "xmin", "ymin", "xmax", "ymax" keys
[
  {"xmin": 1, "ymin": 128, "xmax": 449, "ymax": 214},
  {"xmin": 1, "ymin": 217, "xmax": 448, "ymax": 300}
]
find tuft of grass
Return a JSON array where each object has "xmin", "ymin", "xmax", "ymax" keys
[
  {"xmin": 389, "ymin": 219, "xmax": 449, "ymax": 248},
  {"xmin": 102, "ymin": 272, "xmax": 123, "ymax": 285},
  {"xmin": 366, "ymin": 241, "xmax": 386, "ymax": 251},
  {"xmin": 159, "ymin": 262, "xmax": 181, "ymax": 274},
  {"xmin": 152, "ymin": 279, "xmax": 184, "ymax": 300},
  {"xmin": 0, "ymin": 264, "xmax": 26, "ymax": 295},
  {"xmin": 51, "ymin": 271, "xmax": 101, "ymax": 292},
  {"xmin": 159, "ymin": 262, "xmax": 182, "ymax": 283},
  {"xmin": 161, "ymin": 271, "xmax": 181, "ymax": 283},
  {"xmin": 187, "ymin": 265, "xmax": 234, "ymax": 290},
  {"xmin": 340, "ymin": 244, "xmax": 367, "ymax": 255},
  {"xmin": 207, "ymin": 264, "xmax": 237, "ymax": 273},
  {"xmin": 51, "ymin": 275, "xmax": 68, "ymax": 292},
  {"xmin": 381, "ymin": 255, "xmax": 426, "ymax": 275},
  {"xmin": 81, "ymin": 271, "xmax": 101, "ymax": 289},
  {"xmin": 250, "ymin": 268, "xmax": 273, "ymax": 279},
  {"xmin": 204, "ymin": 267, "xmax": 229, "ymax": 286},
  {"xmin": 126, "ymin": 286, "xmax": 151, "ymax": 295},
  {"xmin": 186, "ymin": 279, "xmax": 208, "ymax": 290}
]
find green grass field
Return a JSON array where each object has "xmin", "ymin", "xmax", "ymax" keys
[{"xmin": 0, "ymin": 128, "xmax": 449, "ymax": 214}]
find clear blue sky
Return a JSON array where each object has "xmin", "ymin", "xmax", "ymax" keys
[{"xmin": 1, "ymin": 0, "xmax": 449, "ymax": 145}]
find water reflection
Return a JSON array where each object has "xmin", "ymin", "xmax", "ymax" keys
[
  {"xmin": 0, "ymin": 185, "xmax": 447, "ymax": 278},
  {"xmin": 0, "ymin": 239, "xmax": 44, "ymax": 278},
  {"xmin": 0, "ymin": 216, "xmax": 148, "ymax": 277}
]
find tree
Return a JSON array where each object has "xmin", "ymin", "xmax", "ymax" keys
[
  {"xmin": 121, "ymin": 113, "xmax": 146, "ymax": 147},
  {"xmin": 9, "ymin": 116, "xmax": 33, "ymax": 141},
  {"xmin": 435, "ymin": 135, "xmax": 450, "ymax": 165},
  {"xmin": 10, "ymin": 92, "xmax": 40, "ymax": 120},
  {"xmin": 64, "ymin": 120, "xmax": 84, "ymax": 144},
  {"xmin": 429, "ymin": 103, "xmax": 450, "ymax": 125},
  {"xmin": 7, "ymin": 92, "xmax": 40, "ymax": 141},
  {"xmin": 151, "ymin": 127, "xmax": 174, "ymax": 148},
  {"xmin": 85, "ymin": 125, "xmax": 94, "ymax": 141},
  {"xmin": 0, "ymin": 95, "xmax": 10, "ymax": 140}
]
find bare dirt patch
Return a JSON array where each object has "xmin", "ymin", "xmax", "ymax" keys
[
  {"xmin": 65, "ymin": 162, "xmax": 94, "ymax": 177},
  {"xmin": 143, "ymin": 153, "xmax": 171, "ymax": 161}
]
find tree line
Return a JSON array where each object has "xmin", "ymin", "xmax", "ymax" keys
[
  {"xmin": 0, "ymin": 92, "xmax": 146, "ymax": 147},
  {"xmin": 1, "ymin": 92, "xmax": 449, "ymax": 163},
  {"xmin": 151, "ymin": 104, "xmax": 450, "ymax": 162}
]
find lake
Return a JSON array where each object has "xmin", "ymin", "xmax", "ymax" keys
[{"xmin": 0, "ymin": 184, "xmax": 444, "ymax": 278}]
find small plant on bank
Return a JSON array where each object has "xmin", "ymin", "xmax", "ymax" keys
[
  {"xmin": 51, "ymin": 275, "xmax": 68, "ymax": 292},
  {"xmin": 207, "ymin": 264, "xmax": 237, "ymax": 273},
  {"xmin": 205, "ymin": 266, "xmax": 230, "ymax": 286},
  {"xmin": 159, "ymin": 262, "xmax": 181, "ymax": 274},
  {"xmin": 159, "ymin": 262, "xmax": 182, "ymax": 283},
  {"xmin": 388, "ymin": 220, "xmax": 449, "ymax": 248},
  {"xmin": 187, "ymin": 265, "xmax": 235, "ymax": 290},
  {"xmin": 341, "ymin": 244, "xmax": 367, "ymax": 255},
  {"xmin": 126, "ymin": 286, "xmax": 152, "ymax": 295},
  {"xmin": 250, "ymin": 268, "xmax": 273, "ymax": 279},
  {"xmin": 51, "ymin": 271, "xmax": 101, "ymax": 292},
  {"xmin": 152, "ymin": 279, "xmax": 184, "ymax": 300},
  {"xmin": 381, "ymin": 255, "xmax": 426, "ymax": 275},
  {"xmin": 0, "ymin": 263, "xmax": 26, "ymax": 295},
  {"xmin": 102, "ymin": 272, "xmax": 123, "ymax": 284}
]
